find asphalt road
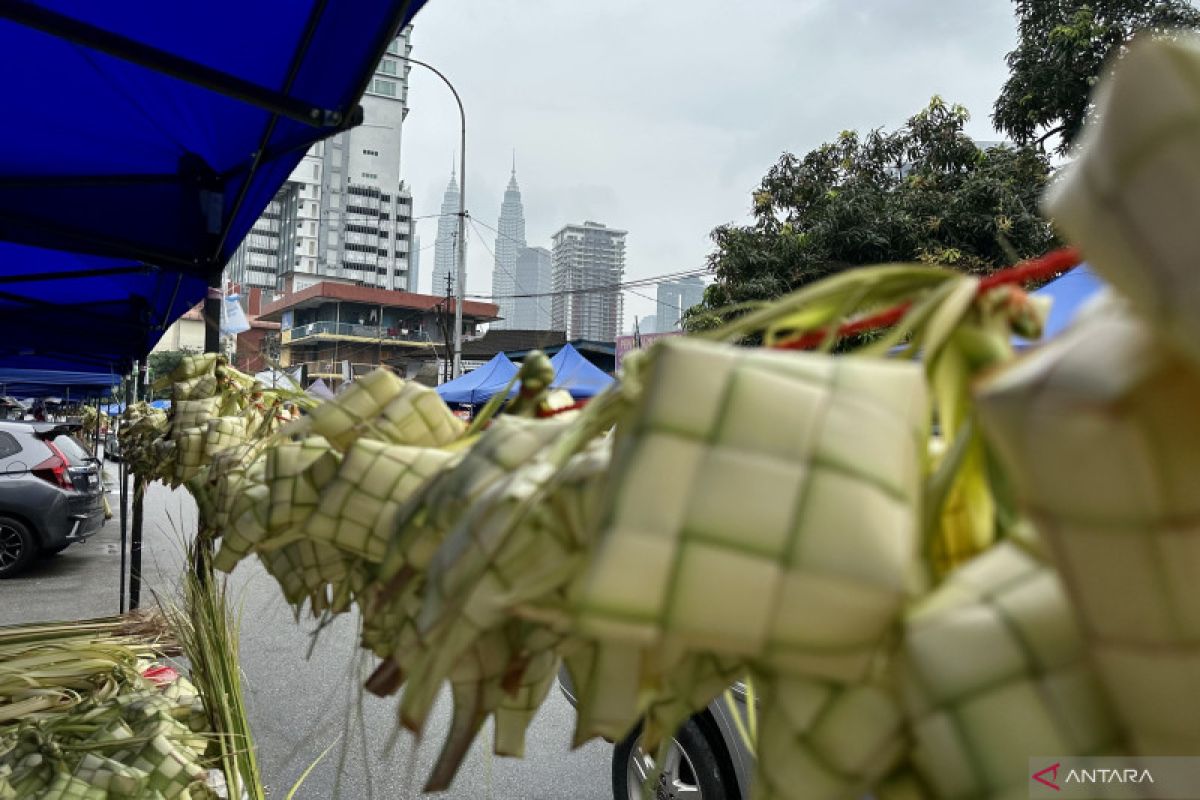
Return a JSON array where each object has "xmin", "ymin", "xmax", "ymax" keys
[{"xmin": 0, "ymin": 463, "xmax": 613, "ymax": 800}]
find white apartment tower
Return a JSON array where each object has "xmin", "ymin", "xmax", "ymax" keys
[
  {"xmin": 430, "ymin": 169, "xmax": 463, "ymax": 296},
  {"xmin": 489, "ymin": 164, "xmax": 526, "ymax": 329},
  {"xmin": 551, "ymin": 221, "xmax": 626, "ymax": 341},
  {"xmin": 227, "ymin": 27, "xmax": 418, "ymax": 295}
]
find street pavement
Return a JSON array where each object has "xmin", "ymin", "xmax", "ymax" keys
[{"xmin": 0, "ymin": 463, "xmax": 613, "ymax": 799}]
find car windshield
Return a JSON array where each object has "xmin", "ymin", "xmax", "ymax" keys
[{"xmin": 52, "ymin": 434, "xmax": 94, "ymax": 465}]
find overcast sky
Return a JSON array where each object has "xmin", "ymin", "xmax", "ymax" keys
[{"xmin": 401, "ymin": 0, "xmax": 1019, "ymax": 330}]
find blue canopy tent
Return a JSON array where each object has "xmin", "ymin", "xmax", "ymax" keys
[
  {"xmin": 0, "ymin": 0, "xmax": 428, "ymax": 372},
  {"xmin": 0, "ymin": 1, "xmax": 432, "ymax": 611},
  {"xmin": 0, "ymin": 368, "xmax": 120, "ymax": 399},
  {"xmin": 548, "ymin": 343, "xmax": 614, "ymax": 399},
  {"xmin": 437, "ymin": 353, "xmax": 519, "ymax": 406}
]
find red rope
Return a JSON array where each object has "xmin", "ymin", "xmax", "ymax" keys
[
  {"xmin": 771, "ymin": 246, "xmax": 1081, "ymax": 351},
  {"xmin": 537, "ymin": 400, "xmax": 589, "ymax": 418}
]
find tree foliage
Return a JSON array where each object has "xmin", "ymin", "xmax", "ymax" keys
[
  {"xmin": 993, "ymin": 0, "xmax": 1200, "ymax": 155},
  {"xmin": 689, "ymin": 99, "xmax": 1055, "ymax": 328}
]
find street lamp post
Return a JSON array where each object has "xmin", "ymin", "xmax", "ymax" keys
[{"xmin": 396, "ymin": 55, "xmax": 467, "ymax": 379}]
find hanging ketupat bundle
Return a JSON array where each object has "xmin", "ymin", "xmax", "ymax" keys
[{"xmin": 978, "ymin": 300, "xmax": 1200, "ymax": 756}]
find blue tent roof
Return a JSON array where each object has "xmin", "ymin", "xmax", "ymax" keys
[
  {"xmin": 0, "ymin": 0, "xmax": 428, "ymax": 371},
  {"xmin": 436, "ymin": 353, "xmax": 519, "ymax": 405},
  {"xmin": 548, "ymin": 343, "xmax": 614, "ymax": 399},
  {"xmin": 0, "ymin": 368, "xmax": 120, "ymax": 399},
  {"xmin": 1010, "ymin": 264, "xmax": 1105, "ymax": 350},
  {"xmin": 1031, "ymin": 264, "xmax": 1105, "ymax": 340}
]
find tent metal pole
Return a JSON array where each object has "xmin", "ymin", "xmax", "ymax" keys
[
  {"xmin": 119, "ymin": 373, "xmax": 131, "ymax": 614},
  {"xmin": 192, "ymin": 274, "xmax": 222, "ymax": 585}
]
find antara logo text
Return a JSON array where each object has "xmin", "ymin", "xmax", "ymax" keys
[{"xmin": 1032, "ymin": 761, "xmax": 1155, "ymax": 791}]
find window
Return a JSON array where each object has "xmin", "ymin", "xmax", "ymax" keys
[
  {"xmin": 362, "ymin": 149, "xmax": 379, "ymax": 157},
  {"xmin": 386, "ymin": 39, "xmax": 401, "ymax": 56},
  {"xmin": 0, "ymin": 431, "xmax": 21, "ymax": 460},
  {"xmin": 379, "ymin": 59, "xmax": 398, "ymax": 76},
  {"xmin": 362, "ymin": 173, "xmax": 378, "ymax": 180},
  {"xmin": 370, "ymin": 78, "xmax": 397, "ymax": 97},
  {"xmin": 312, "ymin": 163, "xmax": 319, "ymax": 179}
]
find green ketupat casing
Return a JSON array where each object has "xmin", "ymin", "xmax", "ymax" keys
[
  {"xmin": 978, "ymin": 300, "xmax": 1200, "ymax": 756},
  {"xmin": 573, "ymin": 336, "xmax": 927, "ymax": 683},
  {"xmin": 897, "ymin": 540, "xmax": 1120, "ymax": 798}
]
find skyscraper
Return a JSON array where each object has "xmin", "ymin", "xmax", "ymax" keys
[
  {"xmin": 431, "ymin": 169, "xmax": 463, "ymax": 296},
  {"xmin": 656, "ymin": 275, "xmax": 705, "ymax": 332},
  {"xmin": 551, "ymin": 221, "xmax": 626, "ymax": 341},
  {"xmin": 226, "ymin": 27, "xmax": 418, "ymax": 296},
  {"xmin": 490, "ymin": 163, "xmax": 526, "ymax": 329},
  {"xmin": 511, "ymin": 246, "xmax": 553, "ymax": 329}
]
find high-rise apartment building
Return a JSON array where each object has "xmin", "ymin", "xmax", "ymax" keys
[
  {"xmin": 489, "ymin": 165, "xmax": 526, "ymax": 329},
  {"xmin": 431, "ymin": 169, "xmax": 463, "ymax": 296},
  {"xmin": 551, "ymin": 221, "xmax": 626, "ymax": 341},
  {"xmin": 509, "ymin": 246, "xmax": 553, "ymax": 330},
  {"xmin": 226, "ymin": 27, "xmax": 417, "ymax": 296},
  {"xmin": 656, "ymin": 275, "xmax": 705, "ymax": 332}
]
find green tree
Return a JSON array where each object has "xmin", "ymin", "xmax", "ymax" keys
[
  {"xmin": 993, "ymin": 0, "xmax": 1200, "ymax": 155},
  {"xmin": 689, "ymin": 98, "xmax": 1055, "ymax": 328},
  {"xmin": 146, "ymin": 350, "xmax": 190, "ymax": 399}
]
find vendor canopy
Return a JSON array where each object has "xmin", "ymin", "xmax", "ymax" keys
[
  {"xmin": 0, "ymin": 0, "xmax": 428, "ymax": 372},
  {"xmin": 548, "ymin": 343, "xmax": 613, "ymax": 398},
  {"xmin": 436, "ymin": 353, "xmax": 519, "ymax": 406},
  {"xmin": 0, "ymin": 368, "xmax": 120, "ymax": 399}
]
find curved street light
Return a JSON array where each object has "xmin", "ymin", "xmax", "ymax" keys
[{"xmin": 395, "ymin": 55, "xmax": 467, "ymax": 379}]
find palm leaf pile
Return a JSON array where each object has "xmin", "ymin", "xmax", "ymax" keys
[
  {"xmin": 0, "ymin": 614, "xmax": 217, "ymax": 799},
  {"xmin": 103, "ymin": 35, "xmax": 1200, "ymax": 799}
]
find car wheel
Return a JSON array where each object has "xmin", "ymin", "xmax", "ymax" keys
[
  {"xmin": 0, "ymin": 516, "xmax": 36, "ymax": 578},
  {"xmin": 613, "ymin": 718, "xmax": 732, "ymax": 800}
]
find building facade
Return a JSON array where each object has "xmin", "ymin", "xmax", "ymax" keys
[
  {"xmin": 258, "ymin": 282, "xmax": 498, "ymax": 388},
  {"xmin": 656, "ymin": 275, "xmax": 705, "ymax": 332},
  {"xmin": 509, "ymin": 246, "xmax": 553, "ymax": 330},
  {"xmin": 430, "ymin": 169, "xmax": 462, "ymax": 296},
  {"xmin": 489, "ymin": 166, "xmax": 526, "ymax": 329},
  {"xmin": 225, "ymin": 27, "xmax": 418, "ymax": 296},
  {"xmin": 550, "ymin": 221, "xmax": 626, "ymax": 342}
]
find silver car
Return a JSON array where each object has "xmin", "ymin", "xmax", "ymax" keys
[
  {"xmin": 0, "ymin": 421, "xmax": 105, "ymax": 577},
  {"xmin": 558, "ymin": 667, "xmax": 754, "ymax": 799}
]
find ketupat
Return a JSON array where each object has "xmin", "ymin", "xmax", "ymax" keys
[
  {"xmin": 307, "ymin": 367, "xmax": 404, "ymax": 449},
  {"xmin": 304, "ymin": 440, "xmax": 456, "ymax": 561},
  {"xmin": 574, "ymin": 336, "xmax": 927, "ymax": 684},
  {"xmin": 1042, "ymin": 33, "xmax": 1200, "ymax": 369},
  {"xmin": 896, "ymin": 540, "xmax": 1120, "ymax": 798},
  {"xmin": 978, "ymin": 300, "xmax": 1200, "ymax": 756}
]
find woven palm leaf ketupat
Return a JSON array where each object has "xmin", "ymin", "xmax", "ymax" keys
[
  {"xmin": 305, "ymin": 440, "xmax": 457, "ymax": 561},
  {"xmin": 978, "ymin": 301, "xmax": 1200, "ymax": 756},
  {"xmin": 1042, "ymin": 33, "xmax": 1200, "ymax": 369},
  {"xmin": 307, "ymin": 367, "xmax": 405, "ymax": 450},
  {"xmin": 574, "ymin": 337, "xmax": 927, "ymax": 683},
  {"xmin": 896, "ymin": 540, "xmax": 1120, "ymax": 798}
]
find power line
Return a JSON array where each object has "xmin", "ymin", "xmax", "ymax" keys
[{"xmin": 467, "ymin": 218, "xmax": 556, "ymax": 328}]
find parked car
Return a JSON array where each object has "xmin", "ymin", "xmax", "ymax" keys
[
  {"xmin": 558, "ymin": 666, "xmax": 754, "ymax": 800},
  {"xmin": 0, "ymin": 421, "xmax": 105, "ymax": 577},
  {"xmin": 104, "ymin": 429, "xmax": 121, "ymax": 461}
]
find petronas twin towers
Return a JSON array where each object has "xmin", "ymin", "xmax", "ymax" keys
[{"xmin": 430, "ymin": 160, "xmax": 555, "ymax": 330}]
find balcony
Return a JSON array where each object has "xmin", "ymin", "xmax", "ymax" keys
[
  {"xmin": 282, "ymin": 320, "xmax": 432, "ymax": 345},
  {"xmin": 293, "ymin": 361, "xmax": 386, "ymax": 380}
]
